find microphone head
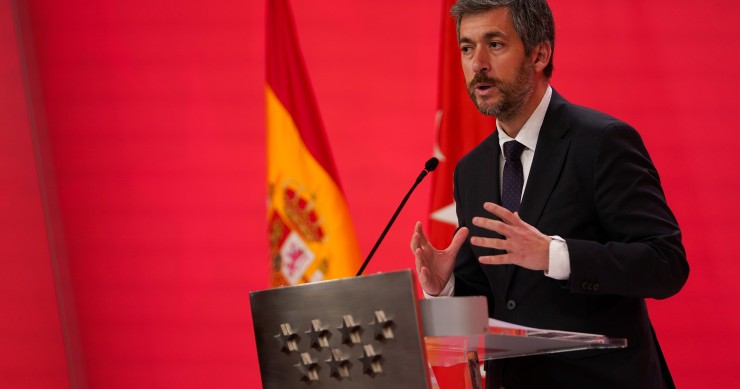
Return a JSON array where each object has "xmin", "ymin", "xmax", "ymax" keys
[{"xmin": 425, "ymin": 157, "xmax": 439, "ymax": 172}]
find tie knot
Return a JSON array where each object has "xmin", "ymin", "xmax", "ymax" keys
[{"xmin": 504, "ymin": 141, "xmax": 526, "ymax": 162}]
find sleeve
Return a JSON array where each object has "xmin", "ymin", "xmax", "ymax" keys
[{"xmin": 566, "ymin": 123, "xmax": 689, "ymax": 299}]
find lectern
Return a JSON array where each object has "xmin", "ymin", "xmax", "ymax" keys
[{"xmin": 250, "ymin": 270, "xmax": 625, "ymax": 388}]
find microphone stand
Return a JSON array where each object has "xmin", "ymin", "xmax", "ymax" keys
[{"xmin": 355, "ymin": 158, "xmax": 437, "ymax": 276}]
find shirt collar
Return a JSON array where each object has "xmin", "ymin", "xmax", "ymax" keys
[{"xmin": 497, "ymin": 85, "xmax": 552, "ymax": 152}]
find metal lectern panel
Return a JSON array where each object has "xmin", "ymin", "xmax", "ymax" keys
[{"xmin": 250, "ymin": 270, "xmax": 430, "ymax": 389}]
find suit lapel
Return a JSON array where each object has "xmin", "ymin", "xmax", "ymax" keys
[{"xmin": 519, "ymin": 91, "xmax": 571, "ymax": 226}]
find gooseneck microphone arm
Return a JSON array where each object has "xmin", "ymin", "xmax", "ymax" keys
[{"xmin": 355, "ymin": 157, "xmax": 439, "ymax": 276}]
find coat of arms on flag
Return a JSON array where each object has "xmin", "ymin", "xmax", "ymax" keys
[{"xmin": 268, "ymin": 183, "xmax": 329, "ymax": 286}]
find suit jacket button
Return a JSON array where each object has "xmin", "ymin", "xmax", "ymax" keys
[{"xmin": 506, "ymin": 299, "xmax": 517, "ymax": 310}]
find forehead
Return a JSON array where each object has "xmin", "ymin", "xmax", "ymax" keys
[{"xmin": 459, "ymin": 7, "xmax": 516, "ymax": 40}]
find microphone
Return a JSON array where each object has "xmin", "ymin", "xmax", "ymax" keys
[{"xmin": 355, "ymin": 157, "xmax": 439, "ymax": 276}]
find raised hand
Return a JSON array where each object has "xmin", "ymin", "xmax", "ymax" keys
[
  {"xmin": 470, "ymin": 202, "xmax": 551, "ymax": 271},
  {"xmin": 410, "ymin": 221, "xmax": 469, "ymax": 296}
]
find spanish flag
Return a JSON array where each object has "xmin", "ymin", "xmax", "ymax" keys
[
  {"xmin": 266, "ymin": 0, "xmax": 362, "ymax": 286},
  {"xmin": 428, "ymin": 0, "xmax": 494, "ymax": 248}
]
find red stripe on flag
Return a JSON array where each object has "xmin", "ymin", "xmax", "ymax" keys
[{"xmin": 266, "ymin": 0, "xmax": 341, "ymax": 186}]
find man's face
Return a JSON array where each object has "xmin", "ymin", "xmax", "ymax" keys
[{"xmin": 459, "ymin": 7, "xmax": 535, "ymax": 121}]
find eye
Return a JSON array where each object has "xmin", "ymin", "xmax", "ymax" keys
[
  {"xmin": 489, "ymin": 42, "xmax": 501, "ymax": 49},
  {"xmin": 461, "ymin": 45, "xmax": 473, "ymax": 54}
]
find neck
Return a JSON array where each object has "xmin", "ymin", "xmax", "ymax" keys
[{"xmin": 498, "ymin": 80, "xmax": 548, "ymax": 138}]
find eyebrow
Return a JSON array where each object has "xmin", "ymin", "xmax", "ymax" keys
[{"xmin": 459, "ymin": 31, "xmax": 507, "ymax": 45}]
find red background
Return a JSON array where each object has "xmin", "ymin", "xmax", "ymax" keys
[{"xmin": 2, "ymin": 0, "xmax": 739, "ymax": 387}]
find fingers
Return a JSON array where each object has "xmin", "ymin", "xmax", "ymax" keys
[
  {"xmin": 414, "ymin": 220, "xmax": 424, "ymax": 234},
  {"xmin": 472, "ymin": 216, "xmax": 516, "ymax": 238},
  {"xmin": 483, "ymin": 202, "xmax": 522, "ymax": 225},
  {"xmin": 415, "ymin": 249, "xmax": 440, "ymax": 295},
  {"xmin": 410, "ymin": 221, "xmax": 423, "ymax": 252},
  {"xmin": 414, "ymin": 247, "xmax": 424, "ymax": 272},
  {"xmin": 478, "ymin": 251, "xmax": 548, "ymax": 270},
  {"xmin": 478, "ymin": 253, "xmax": 514, "ymax": 265},
  {"xmin": 411, "ymin": 221, "xmax": 435, "ymax": 274},
  {"xmin": 414, "ymin": 221, "xmax": 428, "ymax": 239},
  {"xmin": 470, "ymin": 235, "xmax": 506, "ymax": 250}
]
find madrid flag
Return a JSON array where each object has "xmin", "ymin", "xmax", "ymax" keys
[
  {"xmin": 428, "ymin": 0, "xmax": 495, "ymax": 248},
  {"xmin": 266, "ymin": 0, "xmax": 362, "ymax": 286}
]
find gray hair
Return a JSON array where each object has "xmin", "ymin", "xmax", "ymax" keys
[{"xmin": 451, "ymin": 0, "xmax": 555, "ymax": 78}]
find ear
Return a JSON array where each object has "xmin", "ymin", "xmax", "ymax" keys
[{"xmin": 531, "ymin": 41, "xmax": 552, "ymax": 73}]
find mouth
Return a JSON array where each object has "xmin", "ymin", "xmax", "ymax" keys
[{"xmin": 473, "ymin": 83, "xmax": 495, "ymax": 96}]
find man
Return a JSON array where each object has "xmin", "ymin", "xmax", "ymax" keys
[{"xmin": 411, "ymin": 0, "xmax": 689, "ymax": 387}]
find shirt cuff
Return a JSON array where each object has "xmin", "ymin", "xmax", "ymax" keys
[
  {"xmin": 423, "ymin": 274, "xmax": 455, "ymax": 298},
  {"xmin": 545, "ymin": 235, "xmax": 571, "ymax": 280}
]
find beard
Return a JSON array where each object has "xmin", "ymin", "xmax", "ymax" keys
[{"xmin": 467, "ymin": 60, "xmax": 535, "ymax": 121}]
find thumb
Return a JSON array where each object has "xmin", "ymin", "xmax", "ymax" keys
[{"xmin": 447, "ymin": 227, "xmax": 469, "ymax": 257}]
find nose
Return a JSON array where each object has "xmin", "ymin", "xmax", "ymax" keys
[{"xmin": 471, "ymin": 47, "xmax": 490, "ymax": 75}]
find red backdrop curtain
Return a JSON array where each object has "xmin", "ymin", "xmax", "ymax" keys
[{"xmin": 2, "ymin": 0, "xmax": 739, "ymax": 387}]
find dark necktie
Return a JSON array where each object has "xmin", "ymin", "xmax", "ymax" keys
[{"xmin": 502, "ymin": 140, "xmax": 526, "ymax": 212}]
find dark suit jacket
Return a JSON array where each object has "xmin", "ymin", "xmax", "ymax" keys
[{"xmin": 452, "ymin": 90, "xmax": 689, "ymax": 388}]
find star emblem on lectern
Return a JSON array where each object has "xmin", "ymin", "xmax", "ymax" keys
[
  {"xmin": 326, "ymin": 348, "xmax": 352, "ymax": 380},
  {"xmin": 294, "ymin": 352, "xmax": 320, "ymax": 383},
  {"xmin": 274, "ymin": 323, "xmax": 300, "ymax": 354},
  {"xmin": 369, "ymin": 310, "xmax": 395, "ymax": 342},
  {"xmin": 305, "ymin": 319, "xmax": 331, "ymax": 350},
  {"xmin": 337, "ymin": 314, "xmax": 363, "ymax": 346},
  {"xmin": 358, "ymin": 344, "xmax": 383, "ymax": 377}
]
